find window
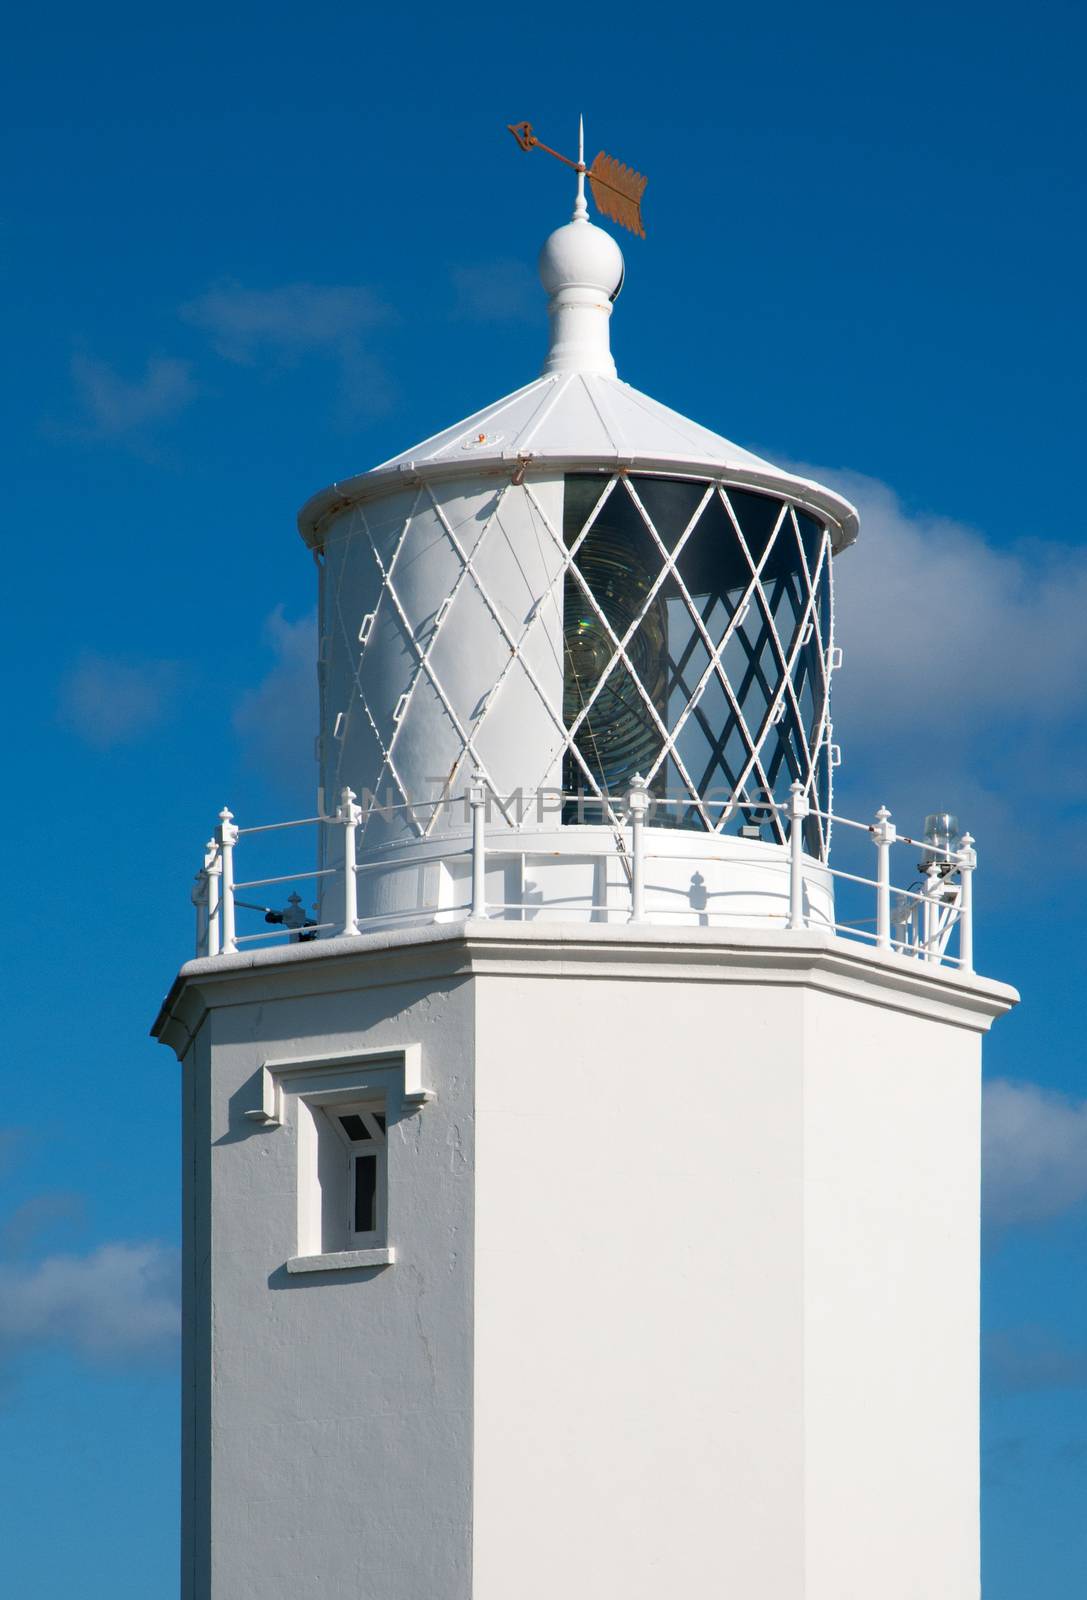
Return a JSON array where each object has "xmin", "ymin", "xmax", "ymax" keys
[
  {"xmin": 249, "ymin": 1045, "xmax": 431, "ymax": 1275},
  {"xmin": 331, "ymin": 1106, "xmax": 388, "ymax": 1245}
]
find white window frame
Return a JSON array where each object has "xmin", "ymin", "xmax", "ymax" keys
[{"xmin": 244, "ymin": 1045, "xmax": 433, "ymax": 1276}]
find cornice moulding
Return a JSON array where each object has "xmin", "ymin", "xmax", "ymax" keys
[{"xmin": 152, "ymin": 921, "xmax": 1018, "ymax": 1058}]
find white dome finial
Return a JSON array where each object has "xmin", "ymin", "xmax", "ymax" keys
[{"xmin": 538, "ymin": 116, "xmax": 624, "ymax": 378}]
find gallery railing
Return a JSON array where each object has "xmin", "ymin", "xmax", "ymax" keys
[{"xmin": 191, "ymin": 781, "xmax": 975, "ymax": 973}]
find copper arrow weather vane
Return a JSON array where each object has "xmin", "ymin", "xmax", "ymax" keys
[{"xmin": 507, "ymin": 116, "xmax": 648, "ymax": 239}]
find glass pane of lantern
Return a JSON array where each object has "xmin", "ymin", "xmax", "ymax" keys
[
  {"xmin": 675, "ymin": 490, "xmax": 748, "ymax": 603},
  {"xmin": 632, "ymin": 477, "xmax": 708, "ymax": 551},
  {"xmin": 560, "ymin": 474, "xmax": 831, "ymax": 850},
  {"xmin": 796, "ymin": 510, "xmax": 825, "ymax": 575},
  {"xmin": 563, "ymin": 480, "xmax": 666, "ymax": 806},
  {"xmin": 563, "ymin": 652, "xmax": 662, "ymax": 802},
  {"xmin": 563, "ymin": 476, "xmax": 609, "ymax": 550},
  {"xmin": 726, "ymin": 489, "xmax": 786, "ymax": 569}
]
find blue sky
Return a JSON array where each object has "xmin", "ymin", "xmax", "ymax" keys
[{"xmin": 2, "ymin": 2, "xmax": 1085, "ymax": 1593}]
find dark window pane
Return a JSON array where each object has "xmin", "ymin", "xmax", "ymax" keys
[
  {"xmin": 354, "ymin": 1155, "xmax": 378, "ymax": 1234},
  {"xmin": 796, "ymin": 511, "xmax": 824, "ymax": 571},
  {"xmin": 339, "ymin": 1114, "xmax": 372, "ymax": 1142},
  {"xmin": 563, "ymin": 475, "xmax": 612, "ymax": 550},
  {"xmin": 725, "ymin": 489, "xmax": 785, "ymax": 568},
  {"xmin": 630, "ymin": 477, "xmax": 708, "ymax": 551},
  {"xmin": 373, "ymin": 1113, "xmax": 387, "ymax": 1134},
  {"xmin": 676, "ymin": 490, "xmax": 747, "ymax": 599}
]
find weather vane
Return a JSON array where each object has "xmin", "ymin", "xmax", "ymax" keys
[{"xmin": 507, "ymin": 116, "xmax": 648, "ymax": 239}]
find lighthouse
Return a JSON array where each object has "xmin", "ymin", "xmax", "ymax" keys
[{"xmin": 154, "ymin": 130, "xmax": 1017, "ymax": 1600}]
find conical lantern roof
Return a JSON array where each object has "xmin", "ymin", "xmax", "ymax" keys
[{"xmin": 298, "ymin": 204, "xmax": 857, "ymax": 552}]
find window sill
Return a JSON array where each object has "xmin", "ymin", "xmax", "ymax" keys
[{"xmin": 286, "ymin": 1247, "xmax": 396, "ymax": 1274}]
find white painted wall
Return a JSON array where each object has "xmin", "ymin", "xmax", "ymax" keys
[
  {"xmin": 465, "ymin": 937, "xmax": 1002, "ymax": 1598},
  {"xmin": 179, "ymin": 962, "xmax": 476, "ymax": 1600},
  {"xmin": 471, "ymin": 965, "xmax": 807, "ymax": 1598},
  {"xmin": 802, "ymin": 990, "xmax": 982, "ymax": 1600},
  {"xmin": 158, "ymin": 925, "xmax": 1013, "ymax": 1600}
]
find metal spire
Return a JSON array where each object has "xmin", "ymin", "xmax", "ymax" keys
[{"xmin": 574, "ymin": 114, "xmax": 588, "ymax": 220}]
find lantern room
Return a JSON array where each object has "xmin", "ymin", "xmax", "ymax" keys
[{"xmin": 297, "ymin": 198, "xmax": 857, "ymax": 931}]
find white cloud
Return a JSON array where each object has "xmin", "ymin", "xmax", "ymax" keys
[
  {"xmin": 233, "ymin": 607, "xmax": 317, "ymax": 793},
  {"xmin": 70, "ymin": 352, "xmax": 196, "ymax": 437},
  {"xmin": 58, "ymin": 652, "xmax": 180, "ymax": 749},
  {"xmin": 180, "ymin": 284, "xmax": 393, "ymax": 419},
  {"xmin": 0, "ymin": 1242, "xmax": 179, "ymax": 1366},
  {"xmin": 777, "ymin": 464, "xmax": 1087, "ymax": 887},
  {"xmin": 183, "ymin": 281, "xmax": 389, "ymax": 361},
  {"xmin": 825, "ymin": 469, "xmax": 1087, "ymax": 735},
  {"xmin": 451, "ymin": 259, "xmax": 536, "ymax": 323},
  {"xmin": 182, "ymin": 282, "xmax": 394, "ymax": 417},
  {"xmin": 983, "ymin": 1078, "xmax": 1087, "ymax": 1228}
]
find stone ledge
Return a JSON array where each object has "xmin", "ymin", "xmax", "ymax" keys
[{"xmin": 286, "ymin": 1247, "xmax": 396, "ymax": 1275}]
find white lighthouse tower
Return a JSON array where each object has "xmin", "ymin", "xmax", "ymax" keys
[{"xmin": 154, "ymin": 133, "xmax": 1017, "ymax": 1600}]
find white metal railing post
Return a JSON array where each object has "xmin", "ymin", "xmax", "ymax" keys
[
  {"xmin": 922, "ymin": 859, "xmax": 942, "ymax": 963},
  {"xmin": 872, "ymin": 805, "xmax": 896, "ymax": 952},
  {"xmin": 787, "ymin": 780, "xmax": 810, "ymax": 931},
  {"xmin": 205, "ymin": 842, "xmax": 221, "ymax": 957},
  {"xmin": 193, "ymin": 838, "xmax": 221, "ymax": 957},
  {"xmin": 217, "ymin": 807, "xmax": 239, "ymax": 955},
  {"xmin": 957, "ymin": 832, "xmax": 976, "ymax": 973},
  {"xmin": 337, "ymin": 785, "xmax": 363, "ymax": 936},
  {"xmin": 626, "ymin": 774, "xmax": 649, "ymax": 923},
  {"xmin": 469, "ymin": 773, "xmax": 487, "ymax": 919}
]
